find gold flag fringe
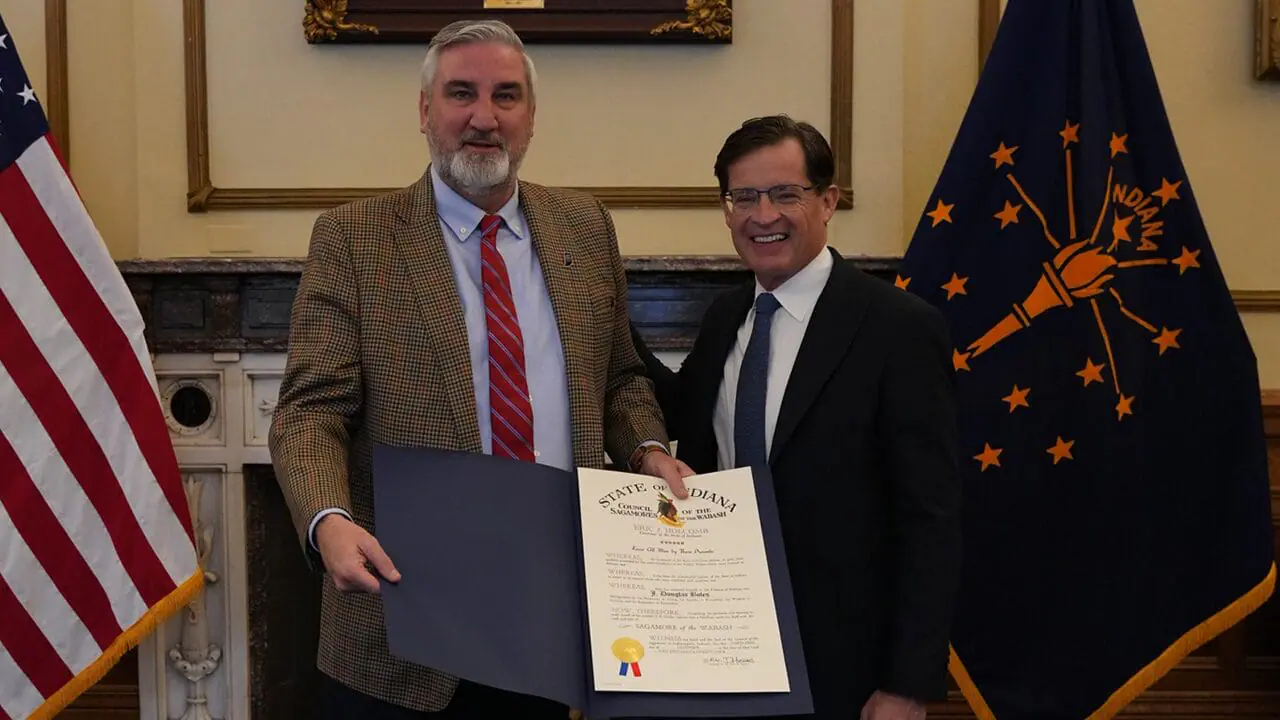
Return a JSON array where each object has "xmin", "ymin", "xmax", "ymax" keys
[
  {"xmin": 949, "ymin": 562, "xmax": 1276, "ymax": 720},
  {"xmin": 28, "ymin": 569, "xmax": 206, "ymax": 720}
]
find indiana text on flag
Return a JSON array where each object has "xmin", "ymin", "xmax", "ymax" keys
[
  {"xmin": 898, "ymin": 0, "xmax": 1276, "ymax": 718},
  {"xmin": 0, "ymin": 15, "xmax": 203, "ymax": 720}
]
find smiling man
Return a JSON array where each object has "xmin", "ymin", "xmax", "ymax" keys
[
  {"xmin": 269, "ymin": 18, "xmax": 690, "ymax": 720},
  {"xmin": 633, "ymin": 115, "xmax": 963, "ymax": 719}
]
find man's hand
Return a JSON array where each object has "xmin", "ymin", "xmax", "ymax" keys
[
  {"xmin": 314, "ymin": 514, "xmax": 401, "ymax": 593},
  {"xmin": 861, "ymin": 691, "xmax": 926, "ymax": 720},
  {"xmin": 639, "ymin": 449, "xmax": 694, "ymax": 499}
]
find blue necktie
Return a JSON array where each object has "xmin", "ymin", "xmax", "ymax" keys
[{"xmin": 734, "ymin": 293, "xmax": 781, "ymax": 468}]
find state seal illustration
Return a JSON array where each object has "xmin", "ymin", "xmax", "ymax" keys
[{"xmin": 656, "ymin": 491, "xmax": 684, "ymax": 527}]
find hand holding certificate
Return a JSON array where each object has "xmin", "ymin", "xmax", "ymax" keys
[
  {"xmin": 372, "ymin": 446, "xmax": 812, "ymax": 718},
  {"xmin": 578, "ymin": 467, "xmax": 790, "ymax": 694}
]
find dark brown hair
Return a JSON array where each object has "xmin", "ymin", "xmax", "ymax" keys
[{"xmin": 713, "ymin": 114, "xmax": 835, "ymax": 194}]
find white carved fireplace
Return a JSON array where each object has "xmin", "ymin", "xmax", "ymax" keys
[{"xmin": 136, "ymin": 350, "xmax": 284, "ymax": 720}]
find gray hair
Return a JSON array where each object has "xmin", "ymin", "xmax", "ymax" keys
[{"xmin": 419, "ymin": 19, "xmax": 538, "ymax": 102}]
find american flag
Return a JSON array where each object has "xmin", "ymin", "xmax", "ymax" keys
[{"xmin": 0, "ymin": 15, "xmax": 202, "ymax": 720}]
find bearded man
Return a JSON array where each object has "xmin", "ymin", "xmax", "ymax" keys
[{"xmin": 268, "ymin": 18, "xmax": 690, "ymax": 719}]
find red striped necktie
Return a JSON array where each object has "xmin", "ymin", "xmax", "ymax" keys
[{"xmin": 479, "ymin": 214, "xmax": 536, "ymax": 462}]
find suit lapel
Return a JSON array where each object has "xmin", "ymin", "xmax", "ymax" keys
[
  {"xmin": 769, "ymin": 253, "xmax": 870, "ymax": 465},
  {"xmin": 519, "ymin": 183, "xmax": 595, "ymax": 465},
  {"xmin": 391, "ymin": 171, "xmax": 482, "ymax": 453}
]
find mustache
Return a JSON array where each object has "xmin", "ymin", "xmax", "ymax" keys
[{"xmin": 460, "ymin": 131, "xmax": 506, "ymax": 149}]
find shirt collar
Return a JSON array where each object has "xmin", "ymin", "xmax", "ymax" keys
[
  {"xmin": 754, "ymin": 246, "xmax": 833, "ymax": 324},
  {"xmin": 430, "ymin": 164, "xmax": 526, "ymax": 242}
]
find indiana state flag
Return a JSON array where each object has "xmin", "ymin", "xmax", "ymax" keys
[{"xmin": 898, "ymin": 0, "xmax": 1276, "ymax": 717}]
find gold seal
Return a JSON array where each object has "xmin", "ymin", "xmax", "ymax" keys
[{"xmin": 611, "ymin": 637, "xmax": 645, "ymax": 664}]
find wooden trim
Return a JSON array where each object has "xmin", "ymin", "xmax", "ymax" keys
[
  {"xmin": 182, "ymin": 0, "xmax": 855, "ymax": 212},
  {"xmin": 191, "ymin": 185, "xmax": 728, "ymax": 212},
  {"xmin": 1263, "ymin": 389, "xmax": 1280, "ymax": 412},
  {"xmin": 57, "ymin": 683, "xmax": 139, "ymax": 715},
  {"xmin": 978, "ymin": 0, "xmax": 1000, "ymax": 73},
  {"xmin": 184, "ymin": 0, "xmax": 210, "ymax": 210},
  {"xmin": 45, "ymin": 0, "xmax": 69, "ymax": 165},
  {"xmin": 1233, "ymin": 290, "xmax": 1280, "ymax": 312},
  {"xmin": 830, "ymin": 0, "xmax": 854, "ymax": 209}
]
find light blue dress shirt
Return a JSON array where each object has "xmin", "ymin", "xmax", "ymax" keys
[
  {"xmin": 429, "ymin": 166, "xmax": 573, "ymax": 472},
  {"xmin": 307, "ymin": 168, "xmax": 574, "ymax": 548}
]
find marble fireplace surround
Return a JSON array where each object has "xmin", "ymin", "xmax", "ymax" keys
[{"xmin": 125, "ymin": 255, "xmax": 898, "ymax": 720}]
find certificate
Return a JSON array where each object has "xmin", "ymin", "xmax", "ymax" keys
[
  {"xmin": 578, "ymin": 467, "xmax": 790, "ymax": 694},
  {"xmin": 372, "ymin": 445, "xmax": 812, "ymax": 717}
]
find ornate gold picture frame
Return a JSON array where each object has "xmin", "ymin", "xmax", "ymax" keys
[{"xmin": 303, "ymin": 0, "xmax": 733, "ymax": 44}]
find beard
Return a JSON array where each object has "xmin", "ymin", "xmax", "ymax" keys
[{"xmin": 427, "ymin": 119, "xmax": 528, "ymax": 196}]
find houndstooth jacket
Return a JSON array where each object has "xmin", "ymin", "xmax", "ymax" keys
[{"xmin": 268, "ymin": 168, "xmax": 669, "ymax": 712}]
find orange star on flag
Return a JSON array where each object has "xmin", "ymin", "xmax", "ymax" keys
[
  {"xmin": 1002, "ymin": 385, "xmax": 1030, "ymax": 412},
  {"xmin": 974, "ymin": 443, "xmax": 1002, "ymax": 471},
  {"xmin": 1115, "ymin": 394, "xmax": 1135, "ymax": 420},
  {"xmin": 993, "ymin": 200, "xmax": 1022, "ymax": 229},
  {"xmin": 926, "ymin": 199, "xmax": 954, "ymax": 227},
  {"xmin": 1076, "ymin": 358, "xmax": 1106, "ymax": 386},
  {"xmin": 990, "ymin": 142, "xmax": 1018, "ymax": 168},
  {"xmin": 941, "ymin": 273, "xmax": 969, "ymax": 300},
  {"xmin": 1047, "ymin": 437, "xmax": 1075, "ymax": 464},
  {"xmin": 1112, "ymin": 212, "xmax": 1134, "ymax": 244},
  {"xmin": 1110, "ymin": 132, "xmax": 1128, "ymax": 157},
  {"xmin": 1059, "ymin": 120, "xmax": 1080, "ymax": 147},
  {"xmin": 1152, "ymin": 177, "xmax": 1182, "ymax": 205},
  {"xmin": 953, "ymin": 349, "xmax": 971, "ymax": 372},
  {"xmin": 894, "ymin": 274, "xmax": 911, "ymax": 290},
  {"xmin": 1173, "ymin": 246, "xmax": 1200, "ymax": 275},
  {"xmin": 1152, "ymin": 327, "xmax": 1182, "ymax": 355}
]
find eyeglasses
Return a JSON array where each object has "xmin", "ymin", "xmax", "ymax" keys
[{"xmin": 722, "ymin": 184, "xmax": 817, "ymax": 213}]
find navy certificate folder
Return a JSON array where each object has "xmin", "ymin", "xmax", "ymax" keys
[{"xmin": 371, "ymin": 444, "xmax": 812, "ymax": 718}]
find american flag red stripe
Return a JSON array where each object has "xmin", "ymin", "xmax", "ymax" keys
[
  {"xmin": 0, "ymin": 434, "xmax": 124, "ymax": 649},
  {"xmin": 0, "ymin": 17, "xmax": 203, "ymax": 718},
  {"xmin": 0, "ymin": 575, "xmax": 73, "ymax": 700}
]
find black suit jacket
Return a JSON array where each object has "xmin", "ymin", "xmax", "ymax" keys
[{"xmin": 633, "ymin": 249, "xmax": 962, "ymax": 717}]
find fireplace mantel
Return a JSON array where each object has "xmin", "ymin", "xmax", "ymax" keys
[{"xmin": 116, "ymin": 255, "xmax": 900, "ymax": 354}]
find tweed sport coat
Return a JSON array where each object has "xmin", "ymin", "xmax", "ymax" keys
[{"xmin": 268, "ymin": 167, "xmax": 669, "ymax": 712}]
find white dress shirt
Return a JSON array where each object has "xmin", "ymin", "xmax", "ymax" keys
[
  {"xmin": 713, "ymin": 247, "xmax": 834, "ymax": 471},
  {"xmin": 429, "ymin": 166, "xmax": 573, "ymax": 471}
]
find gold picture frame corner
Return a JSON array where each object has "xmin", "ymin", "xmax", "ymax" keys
[{"xmin": 188, "ymin": 184, "xmax": 216, "ymax": 212}]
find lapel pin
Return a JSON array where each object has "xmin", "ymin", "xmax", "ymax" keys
[{"xmin": 564, "ymin": 251, "xmax": 573, "ymax": 267}]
